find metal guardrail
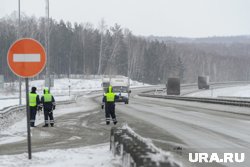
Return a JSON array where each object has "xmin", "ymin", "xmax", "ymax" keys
[
  {"xmin": 110, "ymin": 126, "xmax": 180, "ymax": 167},
  {"xmin": 181, "ymin": 81, "xmax": 250, "ymax": 96},
  {"xmin": 141, "ymin": 83, "xmax": 197, "ymax": 94},
  {"xmin": 0, "ymin": 99, "xmax": 76, "ymax": 115},
  {"xmin": 0, "ymin": 105, "xmax": 26, "ymax": 131},
  {"xmin": 138, "ymin": 93, "xmax": 250, "ymax": 107},
  {"xmin": 139, "ymin": 81, "xmax": 250, "ymax": 107},
  {"xmin": 144, "ymin": 81, "xmax": 250, "ymax": 94},
  {"xmin": 218, "ymin": 96, "xmax": 250, "ymax": 100},
  {"xmin": 0, "ymin": 105, "xmax": 25, "ymax": 118},
  {"xmin": 0, "ymin": 89, "xmax": 105, "ymax": 129},
  {"xmin": 0, "ymin": 96, "xmax": 79, "ymax": 129}
]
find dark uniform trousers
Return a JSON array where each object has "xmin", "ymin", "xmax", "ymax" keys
[
  {"xmin": 44, "ymin": 109, "xmax": 54, "ymax": 125},
  {"xmin": 30, "ymin": 106, "xmax": 37, "ymax": 127},
  {"xmin": 105, "ymin": 102, "xmax": 116, "ymax": 123}
]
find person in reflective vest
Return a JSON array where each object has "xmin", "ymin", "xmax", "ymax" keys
[
  {"xmin": 102, "ymin": 86, "xmax": 118, "ymax": 125},
  {"xmin": 29, "ymin": 87, "xmax": 41, "ymax": 127},
  {"xmin": 41, "ymin": 88, "xmax": 56, "ymax": 127}
]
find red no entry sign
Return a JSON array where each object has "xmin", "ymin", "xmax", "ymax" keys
[
  {"xmin": 7, "ymin": 38, "xmax": 46, "ymax": 78},
  {"xmin": 7, "ymin": 38, "xmax": 47, "ymax": 159}
]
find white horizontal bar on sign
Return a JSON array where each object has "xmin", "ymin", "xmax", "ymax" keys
[{"xmin": 13, "ymin": 54, "xmax": 41, "ymax": 62}]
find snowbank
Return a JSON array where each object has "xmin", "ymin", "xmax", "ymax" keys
[{"xmin": 0, "ymin": 143, "xmax": 119, "ymax": 167}]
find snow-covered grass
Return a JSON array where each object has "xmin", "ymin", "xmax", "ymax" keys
[
  {"xmin": 186, "ymin": 84, "xmax": 250, "ymax": 98},
  {"xmin": 0, "ymin": 143, "xmax": 119, "ymax": 167}
]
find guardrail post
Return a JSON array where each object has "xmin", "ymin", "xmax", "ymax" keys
[{"xmin": 110, "ymin": 127, "xmax": 180, "ymax": 167}]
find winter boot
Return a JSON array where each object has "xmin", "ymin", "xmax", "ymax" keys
[
  {"xmin": 113, "ymin": 121, "xmax": 117, "ymax": 125},
  {"xmin": 106, "ymin": 121, "xmax": 110, "ymax": 125},
  {"xmin": 50, "ymin": 123, "xmax": 54, "ymax": 127},
  {"xmin": 43, "ymin": 124, "xmax": 49, "ymax": 127}
]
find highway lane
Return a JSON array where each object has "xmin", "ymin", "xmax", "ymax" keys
[
  {"xmin": 116, "ymin": 94, "xmax": 250, "ymax": 167},
  {"xmin": 151, "ymin": 82, "xmax": 250, "ymax": 96}
]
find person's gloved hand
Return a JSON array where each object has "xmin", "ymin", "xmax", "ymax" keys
[
  {"xmin": 53, "ymin": 105, "xmax": 56, "ymax": 110},
  {"xmin": 101, "ymin": 104, "xmax": 104, "ymax": 109}
]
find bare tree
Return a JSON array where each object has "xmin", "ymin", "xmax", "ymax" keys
[
  {"xmin": 108, "ymin": 23, "xmax": 123, "ymax": 75},
  {"xmin": 80, "ymin": 22, "xmax": 93, "ymax": 74},
  {"xmin": 97, "ymin": 18, "xmax": 107, "ymax": 75}
]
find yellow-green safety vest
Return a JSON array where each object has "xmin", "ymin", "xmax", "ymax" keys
[
  {"xmin": 44, "ymin": 94, "xmax": 52, "ymax": 102},
  {"xmin": 106, "ymin": 92, "xmax": 115, "ymax": 102},
  {"xmin": 105, "ymin": 86, "xmax": 115, "ymax": 102},
  {"xmin": 29, "ymin": 93, "xmax": 37, "ymax": 107}
]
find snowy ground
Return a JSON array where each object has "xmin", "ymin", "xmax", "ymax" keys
[
  {"xmin": 0, "ymin": 94, "xmax": 121, "ymax": 167},
  {"xmin": 186, "ymin": 84, "xmax": 250, "ymax": 98},
  {"xmin": 0, "ymin": 143, "xmax": 119, "ymax": 167},
  {"xmin": 0, "ymin": 77, "xmax": 148, "ymax": 167},
  {"xmin": 0, "ymin": 94, "xmax": 98, "ymax": 145}
]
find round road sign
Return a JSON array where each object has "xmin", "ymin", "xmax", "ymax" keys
[{"xmin": 7, "ymin": 38, "xmax": 46, "ymax": 78}]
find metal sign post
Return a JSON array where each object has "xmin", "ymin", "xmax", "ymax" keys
[
  {"xmin": 0, "ymin": 75, "xmax": 4, "ymax": 89},
  {"xmin": 69, "ymin": 85, "xmax": 71, "ymax": 97},
  {"xmin": 25, "ymin": 78, "xmax": 32, "ymax": 159},
  {"xmin": 68, "ymin": 79, "xmax": 71, "ymax": 97},
  {"xmin": 7, "ymin": 38, "xmax": 46, "ymax": 160},
  {"xmin": 18, "ymin": 0, "xmax": 22, "ymax": 105}
]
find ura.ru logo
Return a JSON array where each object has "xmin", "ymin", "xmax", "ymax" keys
[{"xmin": 189, "ymin": 153, "xmax": 245, "ymax": 163}]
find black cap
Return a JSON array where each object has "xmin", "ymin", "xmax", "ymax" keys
[{"xmin": 31, "ymin": 87, "xmax": 37, "ymax": 92}]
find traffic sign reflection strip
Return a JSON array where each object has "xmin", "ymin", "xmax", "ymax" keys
[{"xmin": 13, "ymin": 54, "xmax": 41, "ymax": 62}]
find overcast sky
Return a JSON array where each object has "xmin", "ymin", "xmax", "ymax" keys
[{"xmin": 1, "ymin": 0, "xmax": 250, "ymax": 37}]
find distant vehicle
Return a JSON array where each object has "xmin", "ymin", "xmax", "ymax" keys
[
  {"xmin": 198, "ymin": 76, "xmax": 210, "ymax": 89},
  {"xmin": 102, "ymin": 78, "xmax": 110, "ymax": 93},
  {"xmin": 110, "ymin": 77, "xmax": 131, "ymax": 104},
  {"xmin": 167, "ymin": 78, "xmax": 180, "ymax": 95}
]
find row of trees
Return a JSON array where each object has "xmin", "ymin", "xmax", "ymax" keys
[{"xmin": 1, "ymin": 13, "xmax": 250, "ymax": 84}]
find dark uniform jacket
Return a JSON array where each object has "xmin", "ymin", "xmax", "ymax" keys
[
  {"xmin": 41, "ymin": 89, "xmax": 55, "ymax": 111},
  {"xmin": 102, "ymin": 87, "xmax": 119, "ymax": 110},
  {"xmin": 29, "ymin": 91, "xmax": 40, "ymax": 109}
]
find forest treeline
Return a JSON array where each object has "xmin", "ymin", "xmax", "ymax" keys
[{"xmin": 1, "ymin": 14, "xmax": 250, "ymax": 84}]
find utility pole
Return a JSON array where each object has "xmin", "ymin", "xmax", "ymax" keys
[
  {"xmin": 98, "ymin": 32, "xmax": 103, "ymax": 75},
  {"xmin": 97, "ymin": 18, "xmax": 106, "ymax": 75},
  {"xmin": 18, "ymin": 0, "xmax": 22, "ymax": 105},
  {"xmin": 45, "ymin": 0, "xmax": 50, "ymax": 90},
  {"xmin": 126, "ymin": 31, "xmax": 131, "ymax": 89}
]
